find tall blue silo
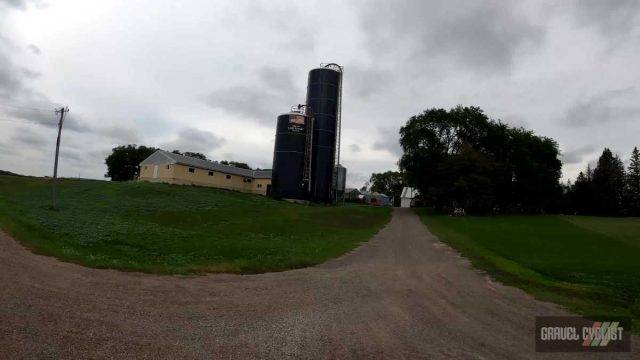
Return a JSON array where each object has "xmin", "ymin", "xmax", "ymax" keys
[{"xmin": 306, "ymin": 64, "xmax": 342, "ymax": 203}]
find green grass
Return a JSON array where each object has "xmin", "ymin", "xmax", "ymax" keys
[
  {"xmin": 0, "ymin": 175, "xmax": 390, "ymax": 275},
  {"xmin": 416, "ymin": 210, "xmax": 640, "ymax": 333}
]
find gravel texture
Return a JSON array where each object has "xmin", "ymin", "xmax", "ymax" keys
[{"xmin": 1, "ymin": 208, "xmax": 636, "ymax": 359}]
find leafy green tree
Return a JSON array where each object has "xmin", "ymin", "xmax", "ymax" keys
[
  {"xmin": 105, "ymin": 145, "xmax": 157, "ymax": 181},
  {"xmin": 172, "ymin": 150, "xmax": 208, "ymax": 160},
  {"xmin": 438, "ymin": 145, "xmax": 495, "ymax": 213},
  {"xmin": 508, "ymin": 127, "xmax": 562, "ymax": 212},
  {"xmin": 183, "ymin": 152, "xmax": 207, "ymax": 160},
  {"xmin": 399, "ymin": 105, "xmax": 561, "ymax": 213},
  {"xmin": 220, "ymin": 160, "xmax": 251, "ymax": 169},
  {"xmin": 626, "ymin": 147, "xmax": 640, "ymax": 215},
  {"xmin": 172, "ymin": 150, "xmax": 209, "ymax": 160},
  {"xmin": 369, "ymin": 171, "xmax": 404, "ymax": 206},
  {"xmin": 592, "ymin": 148, "xmax": 626, "ymax": 216},
  {"xmin": 399, "ymin": 106, "xmax": 489, "ymax": 209}
]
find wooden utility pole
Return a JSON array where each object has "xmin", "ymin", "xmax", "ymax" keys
[{"xmin": 52, "ymin": 106, "xmax": 68, "ymax": 210}]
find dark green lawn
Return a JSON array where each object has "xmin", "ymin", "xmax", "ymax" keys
[
  {"xmin": 417, "ymin": 210, "xmax": 640, "ymax": 333},
  {"xmin": 0, "ymin": 175, "xmax": 390, "ymax": 274}
]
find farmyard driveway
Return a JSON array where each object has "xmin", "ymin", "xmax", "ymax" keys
[{"xmin": 1, "ymin": 209, "xmax": 636, "ymax": 358}]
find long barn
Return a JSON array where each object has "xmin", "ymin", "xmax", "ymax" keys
[{"xmin": 139, "ymin": 150, "xmax": 271, "ymax": 195}]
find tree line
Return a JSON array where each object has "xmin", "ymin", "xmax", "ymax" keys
[
  {"xmin": 564, "ymin": 147, "xmax": 640, "ymax": 216},
  {"xmin": 397, "ymin": 106, "xmax": 562, "ymax": 214},
  {"xmin": 366, "ymin": 105, "xmax": 639, "ymax": 217},
  {"xmin": 105, "ymin": 145, "xmax": 253, "ymax": 181}
]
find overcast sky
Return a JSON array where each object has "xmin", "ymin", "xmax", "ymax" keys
[{"xmin": 1, "ymin": 0, "xmax": 639, "ymax": 187}]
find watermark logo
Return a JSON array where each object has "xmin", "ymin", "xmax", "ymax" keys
[{"xmin": 535, "ymin": 316, "xmax": 631, "ymax": 352}]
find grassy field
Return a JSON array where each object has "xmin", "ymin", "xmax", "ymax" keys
[
  {"xmin": 417, "ymin": 210, "xmax": 640, "ymax": 333},
  {"xmin": 0, "ymin": 175, "xmax": 390, "ymax": 274}
]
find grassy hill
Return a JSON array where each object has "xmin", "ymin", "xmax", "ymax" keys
[
  {"xmin": 418, "ymin": 210, "xmax": 640, "ymax": 333},
  {"xmin": 0, "ymin": 175, "xmax": 390, "ymax": 274},
  {"xmin": 0, "ymin": 170, "xmax": 23, "ymax": 176}
]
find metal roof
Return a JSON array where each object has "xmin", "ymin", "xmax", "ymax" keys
[{"xmin": 142, "ymin": 150, "xmax": 271, "ymax": 179}]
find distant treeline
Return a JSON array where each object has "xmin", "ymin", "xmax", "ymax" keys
[
  {"xmin": 394, "ymin": 105, "xmax": 639, "ymax": 216},
  {"xmin": 563, "ymin": 147, "xmax": 640, "ymax": 217},
  {"xmin": 399, "ymin": 106, "xmax": 562, "ymax": 214}
]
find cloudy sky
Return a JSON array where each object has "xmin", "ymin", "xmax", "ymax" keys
[{"xmin": 1, "ymin": 0, "xmax": 639, "ymax": 187}]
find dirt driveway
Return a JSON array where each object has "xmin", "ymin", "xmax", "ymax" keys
[{"xmin": 0, "ymin": 209, "xmax": 636, "ymax": 359}]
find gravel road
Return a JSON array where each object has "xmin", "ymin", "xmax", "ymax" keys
[{"xmin": 1, "ymin": 208, "xmax": 636, "ymax": 359}]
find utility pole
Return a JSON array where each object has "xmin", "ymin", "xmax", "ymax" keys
[{"xmin": 52, "ymin": 106, "xmax": 68, "ymax": 210}]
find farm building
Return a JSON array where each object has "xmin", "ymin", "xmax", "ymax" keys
[
  {"xmin": 139, "ymin": 150, "xmax": 271, "ymax": 195},
  {"xmin": 400, "ymin": 187, "xmax": 419, "ymax": 208},
  {"xmin": 361, "ymin": 191, "xmax": 392, "ymax": 206},
  {"xmin": 344, "ymin": 188, "xmax": 362, "ymax": 202}
]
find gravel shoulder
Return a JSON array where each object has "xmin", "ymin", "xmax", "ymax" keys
[{"xmin": 0, "ymin": 208, "xmax": 636, "ymax": 359}]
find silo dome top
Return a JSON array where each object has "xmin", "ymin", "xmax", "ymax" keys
[{"xmin": 311, "ymin": 63, "xmax": 342, "ymax": 73}]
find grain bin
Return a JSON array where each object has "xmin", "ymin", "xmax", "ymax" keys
[
  {"xmin": 271, "ymin": 112, "xmax": 310, "ymax": 200},
  {"xmin": 306, "ymin": 64, "xmax": 342, "ymax": 203}
]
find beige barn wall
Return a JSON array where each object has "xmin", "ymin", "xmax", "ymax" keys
[
  {"xmin": 139, "ymin": 163, "xmax": 175, "ymax": 182},
  {"xmin": 140, "ymin": 163, "xmax": 270, "ymax": 195},
  {"xmin": 252, "ymin": 178, "xmax": 271, "ymax": 195}
]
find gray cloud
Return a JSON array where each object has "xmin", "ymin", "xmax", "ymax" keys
[
  {"xmin": 203, "ymin": 86, "xmax": 281, "ymax": 124},
  {"xmin": 349, "ymin": 144, "xmax": 361, "ymax": 153},
  {"xmin": 563, "ymin": 88, "xmax": 640, "ymax": 127},
  {"xmin": 561, "ymin": 144, "xmax": 597, "ymax": 165},
  {"xmin": 0, "ymin": 41, "xmax": 45, "ymax": 103},
  {"xmin": 258, "ymin": 66, "xmax": 296, "ymax": 90},
  {"xmin": 2, "ymin": 106, "xmax": 139, "ymax": 146},
  {"xmin": 346, "ymin": 171, "xmax": 370, "ymax": 189},
  {"xmin": 2, "ymin": 106, "xmax": 56, "ymax": 126},
  {"xmin": 0, "ymin": 141, "xmax": 18, "ymax": 157},
  {"xmin": 203, "ymin": 66, "xmax": 301, "ymax": 124},
  {"xmin": 0, "ymin": 53, "xmax": 25, "ymax": 98},
  {"xmin": 500, "ymin": 114, "xmax": 528, "ymax": 129},
  {"xmin": 20, "ymin": 68, "xmax": 40, "ymax": 79},
  {"xmin": 60, "ymin": 148, "xmax": 90, "ymax": 164},
  {"xmin": 11, "ymin": 128, "xmax": 49, "ymax": 148},
  {"xmin": 162, "ymin": 127, "xmax": 226, "ymax": 156},
  {"xmin": 0, "ymin": 0, "xmax": 28, "ymax": 8},
  {"xmin": 347, "ymin": 66, "xmax": 392, "ymax": 98},
  {"xmin": 372, "ymin": 128, "xmax": 402, "ymax": 157},
  {"xmin": 241, "ymin": 2, "xmax": 317, "ymax": 53},
  {"xmin": 282, "ymin": 28, "xmax": 316, "ymax": 53},
  {"xmin": 358, "ymin": 0, "xmax": 544, "ymax": 73},
  {"xmin": 568, "ymin": 0, "xmax": 640, "ymax": 39},
  {"xmin": 99, "ymin": 126, "xmax": 139, "ymax": 144},
  {"xmin": 3, "ymin": 107, "xmax": 91, "ymax": 133},
  {"xmin": 26, "ymin": 44, "xmax": 40, "ymax": 55}
]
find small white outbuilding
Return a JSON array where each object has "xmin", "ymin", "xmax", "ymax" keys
[{"xmin": 400, "ymin": 187, "xmax": 418, "ymax": 208}]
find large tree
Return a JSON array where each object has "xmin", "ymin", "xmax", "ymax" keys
[
  {"xmin": 592, "ymin": 148, "xmax": 626, "ymax": 216},
  {"xmin": 399, "ymin": 105, "xmax": 561, "ymax": 214},
  {"xmin": 369, "ymin": 171, "xmax": 404, "ymax": 206},
  {"xmin": 571, "ymin": 166, "xmax": 596, "ymax": 215},
  {"xmin": 626, "ymin": 147, "xmax": 640, "ymax": 215},
  {"xmin": 105, "ymin": 145, "xmax": 157, "ymax": 181},
  {"xmin": 171, "ymin": 150, "xmax": 208, "ymax": 160},
  {"xmin": 437, "ymin": 145, "xmax": 495, "ymax": 213},
  {"xmin": 220, "ymin": 160, "xmax": 251, "ymax": 169}
]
